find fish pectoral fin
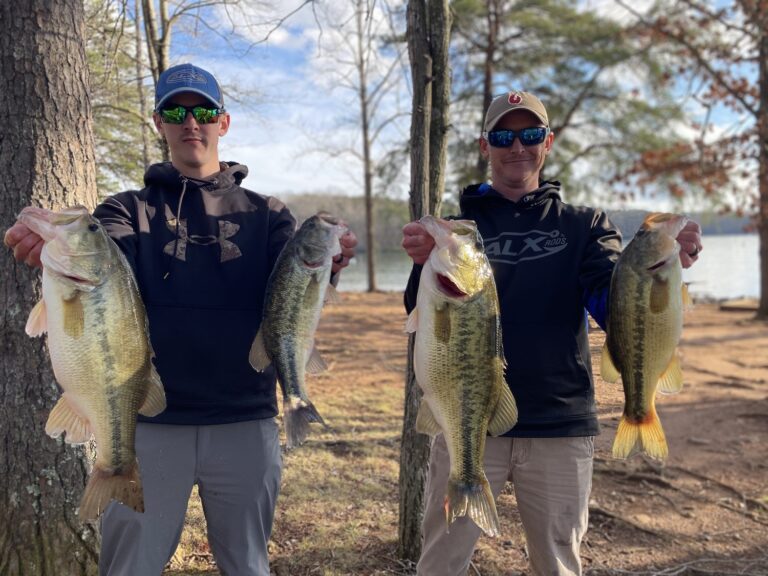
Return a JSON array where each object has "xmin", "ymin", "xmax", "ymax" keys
[
  {"xmin": 649, "ymin": 274, "xmax": 670, "ymax": 313},
  {"xmin": 249, "ymin": 329, "xmax": 271, "ymax": 372},
  {"xmin": 25, "ymin": 299, "xmax": 48, "ymax": 337},
  {"xmin": 138, "ymin": 366, "xmax": 167, "ymax": 417},
  {"xmin": 45, "ymin": 394, "xmax": 92, "ymax": 444},
  {"xmin": 487, "ymin": 384, "xmax": 518, "ymax": 436},
  {"xmin": 415, "ymin": 400, "xmax": 442, "ymax": 437},
  {"xmin": 306, "ymin": 345, "xmax": 328, "ymax": 374},
  {"xmin": 657, "ymin": 352, "xmax": 684, "ymax": 395},
  {"xmin": 405, "ymin": 308, "xmax": 419, "ymax": 333},
  {"xmin": 433, "ymin": 305, "xmax": 451, "ymax": 344},
  {"xmin": 324, "ymin": 283, "xmax": 342, "ymax": 305},
  {"xmin": 62, "ymin": 292, "xmax": 85, "ymax": 339},
  {"xmin": 600, "ymin": 342, "xmax": 621, "ymax": 383},
  {"xmin": 682, "ymin": 282, "xmax": 694, "ymax": 310}
]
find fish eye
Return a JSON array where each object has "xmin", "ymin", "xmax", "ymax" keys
[{"xmin": 88, "ymin": 223, "xmax": 99, "ymax": 232}]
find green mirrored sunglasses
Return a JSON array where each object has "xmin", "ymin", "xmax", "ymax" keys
[{"xmin": 158, "ymin": 105, "xmax": 223, "ymax": 125}]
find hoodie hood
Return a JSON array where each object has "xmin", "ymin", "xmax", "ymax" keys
[
  {"xmin": 143, "ymin": 161, "xmax": 249, "ymax": 194},
  {"xmin": 460, "ymin": 180, "xmax": 562, "ymax": 212}
]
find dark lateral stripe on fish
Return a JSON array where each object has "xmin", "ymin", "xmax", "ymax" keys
[{"xmin": 627, "ymin": 280, "xmax": 648, "ymax": 418}]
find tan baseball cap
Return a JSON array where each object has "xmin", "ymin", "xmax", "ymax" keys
[{"xmin": 483, "ymin": 91, "xmax": 549, "ymax": 132}]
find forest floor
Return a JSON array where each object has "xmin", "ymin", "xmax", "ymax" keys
[{"xmin": 164, "ymin": 291, "xmax": 768, "ymax": 576}]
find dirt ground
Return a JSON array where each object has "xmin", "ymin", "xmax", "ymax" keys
[
  {"xmin": 166, "ymin": 291, "xmax": 768, "ymax": 575},
  {"xmin": 325, "ymin": 292, "xmax": 768, "ymax": 575}
]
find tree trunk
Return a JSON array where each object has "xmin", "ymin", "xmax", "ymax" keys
[
  {"xmin": 399, "ymin": 0, "xmax": 452, "ymax": 563},
  {"xmin": 757, "ymin": 17, "xmax": 768, "ymax": 319},
  {"xmin": 356, "ymin": 3, "xmax": 377, "ymax": 292},
  {"xmin": 427, "ymin": 0, "xmax": 452, "ymax": 216},
  {"xmin": 0, "ymin": 1, "xmax": 99, "ymax": 573},
  {"xmin": 474, "ymin": 0, "xmax": 500, "ymax": 182}
]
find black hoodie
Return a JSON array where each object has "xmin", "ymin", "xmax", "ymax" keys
[
  {"xmin": 404, "ymin": 181, "xmax": 622, "ymax": 437},
  {"xmin": 94, "ymin": 162, "xmax": 296, "ymax": 425}
]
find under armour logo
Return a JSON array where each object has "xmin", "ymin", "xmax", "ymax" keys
[
  {"xmin": 166, "ymin": 70, "xmax": 207, "ymax": 85},
  {"xmin": 164, "ymin": 213, "xmax": 242, "ymax": 263}
]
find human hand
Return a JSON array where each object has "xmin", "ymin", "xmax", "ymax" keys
[
  {"xmin": 331, "ymin": 229, "xmax": 358, "ymax": 275},
  {"xmin": 4, "ymin": 221, "xmax": 44, "ymax": 268},
  {"xmin": 402, "ymin": 221, "xmax": 435, "ymax": 265},
  {"xmin": 677, "ymin": 219, "xmax": 702, "ymax": 269}
]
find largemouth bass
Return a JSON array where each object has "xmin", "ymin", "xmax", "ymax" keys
[
  {"xmin": 249, "ymin": 212, "xmax": 347, "ymax": 449},
  {"xmin": 406, "ymin": 215, "xmax": 518, "ymax": 537},
  {"xmin": 19, "ymin": 206, "xmax": 166, "ymax": 520},
  {"xmin": 601, "ymin": 212, "xmax": 691, "ymax": 461}
]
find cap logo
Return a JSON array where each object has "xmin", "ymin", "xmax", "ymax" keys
[
  {"xmin": 166, "ymin": 70, "xmax": 207, "ymax": 85},
  {"xmin": 508, "ymin": 92, "xmax": 523, "ymax": 105}
]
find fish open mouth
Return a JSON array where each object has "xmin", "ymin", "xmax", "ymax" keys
[{"xmin": 437, "ymin": 274, "xmax": 467, "ymax": 298}]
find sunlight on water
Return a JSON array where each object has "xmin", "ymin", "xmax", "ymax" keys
[
  {"xmin": 337, "ymin": 235, "xmax": 759, "ymax": 301},
  {"xmin": 682, "ymin": 234, "xmax": 759, "ymax": 300}
]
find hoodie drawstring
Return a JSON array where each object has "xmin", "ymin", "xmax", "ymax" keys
[{"xmin": 163, "ymin": 177, "xmax": 188, "ymax": 280}]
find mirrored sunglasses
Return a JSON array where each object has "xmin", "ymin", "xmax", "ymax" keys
[
  {"xmin": 485, "ymin": 127, "xmax": 549, "ymax": 148},
  {"xmin": 159, "ymin": 105, "xmax": 223, "ymax": 125}
]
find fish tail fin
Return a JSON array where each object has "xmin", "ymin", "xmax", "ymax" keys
[
  {"xmin": 445, "ymin": 476, "xmax": 500, "ymax": 537},
  {"xmin": 283, "ymin": 396, "xmax": 326, "ymax": 450},
  {"xmin": 78, "ymin": 460, "xmax": 144, "ymax": 521},
  {"xmin": 612, "ymin": 409, "xmax": 668, "ymax": 461}
]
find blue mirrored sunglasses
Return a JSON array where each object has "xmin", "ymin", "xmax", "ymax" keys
[
  {"xmin": 158, "ymin": 105, "xmax": 223, "ymax": 124},
  {"xmin": 485, "ymin": 127, "xmax": 549, "ymax": 148}
]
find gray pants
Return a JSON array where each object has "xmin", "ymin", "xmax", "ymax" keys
[
  {"xmin": 417, "ymin": 434, "xmax": 593, "ymax": 576},
  {"xmin": 99, "ymin": 419, "xmax": 282, "ymax": 576}
]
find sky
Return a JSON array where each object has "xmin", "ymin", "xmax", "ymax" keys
[
  {"xmin": 171, "ymin": 0, "xmax": 412, "ymax": 200},
  {"xmin": 162, "ymin": 0, "xmax": 757, "ymax": 213}
]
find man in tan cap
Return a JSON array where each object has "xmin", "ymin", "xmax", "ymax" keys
[{"xmin": 401, "ymin": 90, "xmax": 703, "ymax": 575}]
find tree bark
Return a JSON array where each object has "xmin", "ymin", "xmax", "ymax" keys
[
  {"xmin": 757, "ymin": 12, "xmax": 768, "ymax": 319},
  {"xmin": 0, "ymin": 1, "xmax": 99, "ymax": 573},
  {"xmin": 399, "ymin": 0, "xmax": 452, "ymax": 563},
  {"xmin": 474, "ymin": 0, "xmax": 501, "ymax": 182},
  {"xmin": 355, "ymin": 1, "xmax": 377, "ymax": 292}
]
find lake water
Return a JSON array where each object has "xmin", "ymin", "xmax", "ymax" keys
[{"xmin": 336, "ymin": 234, "xmax": 760, "ymax": 301}]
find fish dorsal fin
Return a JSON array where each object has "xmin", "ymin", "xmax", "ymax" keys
[
  {"xmin": 649, "ymin": 275, "xmax": 670, "ymax": 314},
  {"xmin": 138, "ymin": 366, "xmax": 167, "ymax": 417},
  {"xmin": 600, "ymin": 342, "xmax": 621, "ymax": 383},
  {"xmin": 25, "ymin": 300, "xmax": 48, "ymax": 337},
  {"xmin": 45, "ymin": 394, "xmax": 92, "ymax": 444},
  {"xmin": 249, "ymin": 329, "xmax": 271, "ymax": 372},
  {"xmin": 415, "ymin": 400, "xmax": 442, "ymax": 437},
  {"xmin": 306, "ymin": 344, "xmax": 328, "ymax": 374},
  {"xmin": 62, "ymin": 292, "xmax": 85, "ymax": 339},
  {"xmin": 405, "ymin": 308, "xmax": 418, "ymax": 333},
  {"xmin": 487, "ymin": 383, "xmax": 518, "ymax": 436},
  {"xmin": 324, "ymin": 283, "xmax": 342, "ymax": 305},
  {"xmin": 657, "ymin": 351, "xmax": 684, "ymax": 395}
]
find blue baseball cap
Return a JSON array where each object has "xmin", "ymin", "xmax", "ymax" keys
[{"xmin": 155, "ymin": 63, "xmax": 224, "ymax": 110}]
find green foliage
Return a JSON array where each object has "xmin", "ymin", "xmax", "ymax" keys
[{"xmin": 85, "ymin": 0, "xmax": 160, "ymax": 196}]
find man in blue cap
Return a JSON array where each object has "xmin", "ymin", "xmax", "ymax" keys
[{"xmin": 5, "ymin": 62, "xmax": 358, "ymax": 575}]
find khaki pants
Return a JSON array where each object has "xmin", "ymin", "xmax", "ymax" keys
[{"xmin": 417, "ymin": 434, "xmax": 593, "ymax": 576}]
